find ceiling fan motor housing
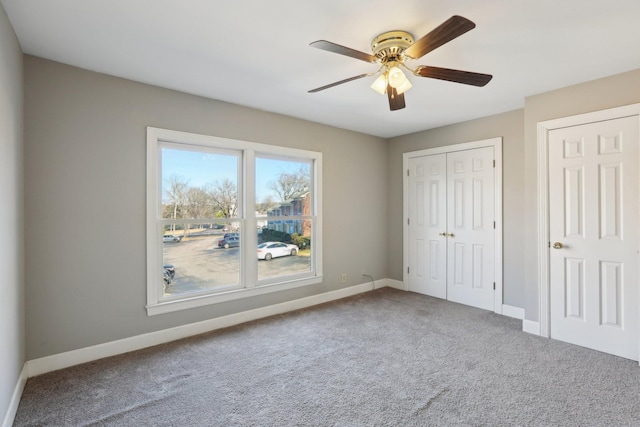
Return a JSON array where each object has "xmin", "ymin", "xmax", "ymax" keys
[{"xmin": 371, "ymin": 31, "xmax": 414, "ymax": 63}]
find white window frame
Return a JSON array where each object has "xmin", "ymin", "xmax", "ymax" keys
[{"xmin": 146, "ymin": 127, "xmax": 323, "ymax": 316}]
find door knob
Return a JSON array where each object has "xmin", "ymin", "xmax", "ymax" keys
[
  {"xmin": 448, "ymin": 233, "xmax": 455, "ymax": 238},
  {"xmin": 552, "ymin": 242, "xmax": 563, "ymax": 249},
  {"xmin": 439, "ymin": 232, "xmax": 447, "ymax": 237}
]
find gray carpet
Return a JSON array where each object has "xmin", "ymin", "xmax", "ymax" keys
[{"xmin": 14, "ymin": 288, "xmax": 640, "ymax": 426}]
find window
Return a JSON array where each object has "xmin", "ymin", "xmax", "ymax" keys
[
  {"xmin": 146, "ymin": 127, "xmax": 322, "ymax": 315},
  {"xmin": 256, "ymin": 156, "xmax": 313, "ymax": 281}
]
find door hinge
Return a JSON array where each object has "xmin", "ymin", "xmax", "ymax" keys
[
  {"xmin": 407, "ymin": 266, "xmax": 410, "ymax": 274},
  {"xmin": 407, "ymin": 169, "xmax": 410, "ymax": 177},
  {"xmin": 493, "ymin": 160, "xmax": 496, "ymax": 168},
  {"xmin": 493, "ymin": 282, "xmax": 496, "ymax": 290},
  {"xmin": 493, "ymin": 221, "xmax": 496, "ymax": 229},
  {"xmin": 408, "ymin": 218, "xmax": 410, "ymax": 225}
]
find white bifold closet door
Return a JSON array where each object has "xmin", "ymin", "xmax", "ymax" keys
[{"xmin": 408, "ymin": 147, "xmax": 495, "ymax": 311}]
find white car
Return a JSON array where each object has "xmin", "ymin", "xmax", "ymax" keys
[
  {"xmin": 163, "ymin": 234, "xmax": 182, "ymax": 243},
  {"xmin": 257, "ymin": 241, "xmax": 299, "ymax": 260}
]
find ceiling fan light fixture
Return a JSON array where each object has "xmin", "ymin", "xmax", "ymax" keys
[
  {"xmin": 308, "ymin": 16, "xmax": 493, "ymax": 111},
  {"xmin": 388, "ymin": 65, "xmax": 407, "ymax": 89},
  {"xmin": 370, "ymin": 74, "xmax": 388, "ymax": 95}
]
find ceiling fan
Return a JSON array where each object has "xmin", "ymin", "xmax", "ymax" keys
[{"xmin": 308, "ymin": 15, "xmax": 493, "ymax": 111}]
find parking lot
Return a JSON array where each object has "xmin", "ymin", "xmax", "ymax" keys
[{"xmin": 163, "ymin": 229, "xmax": 311, "ymax": 295}]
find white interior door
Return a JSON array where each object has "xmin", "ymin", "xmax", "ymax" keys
[
  {"xmin": 548, "ymin": 115, "xmax": 639, "ymax": 360},
  {"xmin": 407, "ymin": 146, "xmax": 495, "ymax": 311},
  {"xmin": 408, "ymin": 154, "xmax": 447, "ymax": 298},
  {"xmin": 446, "ymin": 147, "xmax": 496, "ymax": 311}
]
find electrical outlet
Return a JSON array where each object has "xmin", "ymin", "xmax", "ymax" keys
[{"xmin": 341, "ymin": 273, "xmax": 347, "ymax": 283}]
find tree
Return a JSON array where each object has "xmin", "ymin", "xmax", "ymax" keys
[
  {"xmin": 179, "ymin": 186, "xmax": 213, "ymax": 237},
  {"xmin": 185, "ymin": 186, "xmax": 212, "ymax": 219},
  {"xmin": 209, "ymin": 178, "xmax": 238, "ymax": 218},
  {"xmin": 164, "ymin": 175, "xmax": 188, "ymax": 232},
  {"xmin": 267, "ymin": 165, "xmax": 310, "ymax": 202},
  {"xmin": 256, "ymin": 195, "xmax": 278, "ymax": 214}
]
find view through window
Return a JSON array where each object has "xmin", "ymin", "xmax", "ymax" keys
[
  {"xmin": 161, "ymin": 147, "xmax": 241, "ymax": 295},
  {"xmin": 147, "ymin": 128, "xmax": 322, "ymax": 315},
  {"xmin": 256, "ymin": 157, "xmax": 313, "ymax": 281}
]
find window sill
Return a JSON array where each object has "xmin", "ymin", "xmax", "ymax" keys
[{"xmin": 146, "ymin": 275, "xmax": 324, "ymax": 316}]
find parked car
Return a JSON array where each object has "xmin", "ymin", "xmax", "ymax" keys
[
  {"xmin": 163, "ymin": 264, "xmax": 175, "ymax": 292},
  {"xmin": 163, "ymin": 264, "xmax": 175, "ymax": 281},
  {"xmin": 218, "ymin": 235, "xmax": 240, "ymax": 249},
  {"xmin": 163, "ymin": 234, "xmax": 182, "ymax": 243},
  {"xmin": 223, "ymin": 232, "xmax": 240, "ymax": 239},
  {"xmin": 257, "ymin": 241, "xmax": 299, "ymax": 260}
]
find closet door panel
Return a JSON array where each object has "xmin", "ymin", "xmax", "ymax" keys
[{"xmin": 446, "ymin": 147, "xmax": 495, "ymax": 311}]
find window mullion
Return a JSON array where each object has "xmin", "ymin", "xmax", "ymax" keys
[
  {"xmin": 146, "ymin": 131, "xmax": 161, "ymax": 308},
  {"xmin": 244, "ymin": 149, "xmax": 258, "ymax": 288}
]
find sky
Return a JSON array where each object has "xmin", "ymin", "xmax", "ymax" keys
[{"xmin": 161, "ymin": 147, "xmax": 309, "ymax": 203}]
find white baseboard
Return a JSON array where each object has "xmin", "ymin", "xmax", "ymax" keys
[
  {"xmin": 522, "ymin": 319, "xmax": 541, "ymax": 336},
  {"xmin": 2, "ymin": 364, "xmax": 27, "ymax": 427},
  {"xmin": 385, "ymin": 279, "xmax": 405, "ymax": 290},
  {"xmin": 502, "ymin": 304, "xmax": 525, "ymax": 320},
  {"xmin": 27, "ymin": 280, "xmax": 389, "ymax": 377}
]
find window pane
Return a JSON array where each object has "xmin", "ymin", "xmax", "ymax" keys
[
  {"xmin": 255, "ymin": 157, "xmax": 311, "ymax": 215},
  {"xmin": 161, "ymin": 147, "xmax": 239, "ymax": 220},
  {"xmin": 162, "ymin": 223, "xmax": 241, "ymax": 296},
  {"xmin": 256, "ymin": 157, "xmax": 312, "ymax": 281}
]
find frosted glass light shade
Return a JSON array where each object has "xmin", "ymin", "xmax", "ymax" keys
[
  {"xmin": 370, "ymin": 74, "xmax": 387, "ymax": 95},
  {"xmin": 388, "ymin": 66, "xmax": 407, "ymax": 88},
  {"xmin": 395, "ymin": 78, "xmax": 413, "ymax": 95}
]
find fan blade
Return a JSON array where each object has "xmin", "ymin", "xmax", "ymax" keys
[
  {"xmin": 310, "ymin": 40, "xmax": 378, "ymax": 63},
  {"xmin": 308, "ymin": 73, "xmax": 374, "ymax": 93},
  {"xmin": 415, "ymin": 66, "xmax": 493, "ymax": 87},
  {"xmin": 404, "ymin": 15, "xmax": 475, "ymax": 60},
  {"xmin": 387, "ymin": 84, "xmax": 406, "ymax": 111}
]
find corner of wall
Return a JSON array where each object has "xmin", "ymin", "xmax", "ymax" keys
[
  {"xmin": 0, "ymin": 1, "xmax": 26, "ymax": 424},
  {"xmin": 1, "ymin": 364, "xmax": 27, "ymax": 427}
]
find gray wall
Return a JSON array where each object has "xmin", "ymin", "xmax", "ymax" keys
[
  {"xmin": 0, "ymin": 2, "xmax": 24, "ymax": 422},
  {"xmin": 522, "ymin": 68, "xmax": 640, "ymax": 321},
  {"xmin": 18, "ymin": 38, "xmax": 640, "ymax": 369},
  {"xmin": 387, "ymin": 110, "xmax": 526, "ymax": 308},
  {"xmin": 23, "ymin": 56, "xmax": 388, "ymax": 360}
]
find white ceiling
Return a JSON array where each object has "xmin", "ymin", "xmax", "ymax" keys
[{"xmin": 4, "ymin": 0, "xmax": 640, "ymax": 138}]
